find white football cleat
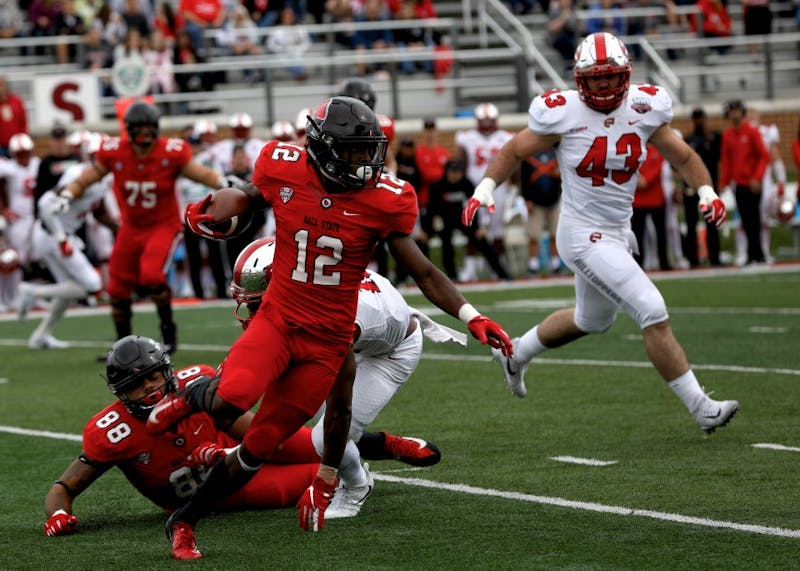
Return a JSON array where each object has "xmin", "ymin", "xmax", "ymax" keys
[
  {"xmin": 491, "ymin": 341, "xmax": 527, "ymax": 398},
  {"xmin": 692, "ymin": 396, "xmax": 739, "ymax": 434},
  {"xmin": 28, "ymin": 333, "xmax": 70, "ymax": 350},
  {"xmin": 325, "ymin": 464, "xmax": 374, "ymax": 520}
]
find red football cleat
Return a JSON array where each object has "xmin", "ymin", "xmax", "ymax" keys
[
  {"xmin": 166, "ymin": 516, "xmax": 202, "ymax": 560},
  {"xmin": 382, "ymin": 432, "xmax": 442, "ymax": 467},
  {"xmin": 147, "ymin": 393, "xmax": 193, "ymax": 435}
]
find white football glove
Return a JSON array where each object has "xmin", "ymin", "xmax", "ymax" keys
[{"xmin": 48, "ymin": 190, "xmax": 74, "ymax": 216}]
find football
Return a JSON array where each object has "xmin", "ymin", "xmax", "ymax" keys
[{"xmin": 205, "ymin": 187, "xmax": 253, "ymax": 238}]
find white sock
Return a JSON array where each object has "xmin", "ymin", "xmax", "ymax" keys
[
  {"xmin": 337, "ymin": 441, "xmax": 368, "ymax": 489},
  {"xmin": 515, "ymin": 325, "xmax": 547, "ymax": 364},
  {"xmin": 30, "ymin": 281, "xmax": 87, "ymax": 300},
  {"xmin": 33, "ymin": 297, "xmax": 70, "ymax": 339},
  {"xmin": 668, "ymin": 370, "xmax": 706, "ymax": 412}
]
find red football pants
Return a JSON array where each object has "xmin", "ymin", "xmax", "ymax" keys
[{"xmin": 107, "ymin": 223, "xmax": 182, "ymax": 299}]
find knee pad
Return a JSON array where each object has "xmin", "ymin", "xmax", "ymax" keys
[
  {"xmin": 147, "ymin": 283, "xmax": 172, "ymax": 305},
  {"xmin": 574, "ymin": 312, "xmax": 616, "ymax": 334},
  {"xmin": 632, "ymin": 290, "xmax": 669, "ymax": 329}
]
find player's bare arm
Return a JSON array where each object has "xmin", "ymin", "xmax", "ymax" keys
[
  {"xmin": 44, "ymin": 455, "xmax": 109, "ymax": 517},
  {"xmin": 180, "ymin": 160, "xmax": 227, "ymax": 189},
  {"xmin": 62, "ymin": 162, "xmax": 109, "ymax": 201},
  {"xmin": 649, "ymin": 123, "xmax": 712, "ymax": 191},
  {"xmin": 484, "ymin": 129, "xmax": 560, "ymax": 185},
  {"xmin": 225, "ymin": 410, "xmax": 255, "ymax": 441}
]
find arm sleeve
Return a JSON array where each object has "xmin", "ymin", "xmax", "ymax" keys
[{"xmin": 37, "ymin": 191, "xmax": 67, "ymax": 241}]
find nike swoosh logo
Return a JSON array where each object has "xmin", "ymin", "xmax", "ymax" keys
[
  {"xmin": 400, "ymin": 437, "xmax": 428, "ymax": 450},
  {"xmin": 505, "ymin": 358, "xmax": 519, "ymax": 377},
  {"xmin": 703, "ymin": 410, "xmax": 722, "ymax": 419},
  {"xmin": 628, "ymin": 120, "xmax": 641, "ymax": 125},
  {"xmin": 193, "ymin": 423, "xmax": 204, "ymax": 436},
  {"xmin": 343, "ymin": 211, "xmax": 360, "ymax": 217}
]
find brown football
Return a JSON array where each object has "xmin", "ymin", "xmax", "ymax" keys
[{"xmin": 205, "ymin": 187, "xmax": 253, "ymax": 238}]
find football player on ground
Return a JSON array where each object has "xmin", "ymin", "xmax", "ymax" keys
[
  {"xmin": 18, "ymin": 133, "xmax": 118, "ymax": 349},
  {"xmin": 462, "ymin": 32, "xmax": 739, "ymax": 433},
  {"xmin": 43, "ymin": 336, "xmax": 436, "ymax": 537},
  {"xmin": 48, "ymin": 101, "xmax": 236, "ymax": 355},
  {"xmin": 230, "ymin": 237, "xmax": 461, "ymax": 519},
  {"xmin": 147, "ymin": 95, "xmax": 512, "ymax": 559}
]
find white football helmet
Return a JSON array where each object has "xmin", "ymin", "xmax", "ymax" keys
[
  {"xmin": 229, "ymin": 112, "xmax": 253, "ymax": 140},
  {"xmin": 474, "ymin": 102, "xmax": 499, "ymax": 135},
  {"xmin": 230, "ymin": 237, "xmax": 276, "ymax": 326},
  {"xmin": 83, "ymin": 132, "xmax": 105, "ymax": 157},
  {"xmin": 573, "ymin": 32, "xmax": 632, "ymax": 112},
  {"xmin": 9, "ymin": 133, "xmax": 34, "ymax": 166},
  {"xmin": 295, "ymin": 107, "xmax": 312, "ymax": 136},
  {"xmin": 270, "ymin": 120, "xmax": 295, "ymax": 142}
]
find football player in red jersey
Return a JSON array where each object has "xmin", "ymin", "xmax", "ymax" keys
[
  {"xmin": 48, "ymin": 101, "xmax": 233, "ymax": 355},
  {"xmin": 43, "ymin": 335, "xmax": 428, "ymax": 548},
  {"xmin": 149, "ymin": 96, "xmax": 512, "ymax": 559}
]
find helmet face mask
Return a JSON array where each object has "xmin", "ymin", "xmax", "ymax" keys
[
  {"xmin": 9, "ymin": 133, "xmax": 34, "ymax": 166},
  {"xmin": 475, "ymin": 103, "xmax": 499, "ymax": 135},
  {"xmin": 306, "ymin": 96, "xmax": 388, "ymax": 192},
  {"xmin": 230, "ymin": 237, "xmax": 276, "ymax": 327},
  {"xmin": 124, "ymin": 101, "xmax": 160, "ymax": 148},
  {"xmin": 105, "ymin": 335, "xmax": 176, "ymax": 418},
  {"xmin": 573, "ymin": 32, "xmax": 632, "ymax": 113}
]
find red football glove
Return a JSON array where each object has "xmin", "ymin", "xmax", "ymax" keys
[
  {"xmin": 184, "ymin": 194, "xmax": 228, "ymax": 240},
  {"xmin": 44, "ymin": 510, "xmax": 79, "ymax": 536},
  {"xmin": 59, "ymin": 240, "xmax": 74, "ymax": 257},
  {"xmin": 697, "ymin": 185, "xmax": 726, "ymax": 228},
  {"xmin": 468, "ymin": 315, "xmax": 513, "ymax": 357},
  {"xmin": 187, "ymin": 441, "xmax": 228, "ymax": 469},
  {"xmin": 461, "ymin": 179, "xmax": 496, "ymax": 227},
  {"xmin": 296, "ymin": 476, "xmax": 337, "ymax": 532}
]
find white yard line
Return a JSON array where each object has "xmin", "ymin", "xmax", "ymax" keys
[
  {"xmin": 3, "ymin": 422, "xmax": 799, "ymax": 539},
  {"xmin": 549, "ymin": 456, "xmax": 618, "ymax": 466},
  {"xmin": 751, "ymin": 443, "xmax": 800, "ymax": 453}
]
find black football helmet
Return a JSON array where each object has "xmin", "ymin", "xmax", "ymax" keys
[
  {"xmin": 306, "ymin": 96, "xmax": 388, "ymax": 191},
  {"xmin": 124, "ymin": 100, "xmax": 160, "ymax": 148},
  {"xmin": 339, "ymin": 77, "xmax": 376, "ymax": 111},
  {"xmin": 105, "ymin": 335, "xmax": 176, "ymax": 418}
]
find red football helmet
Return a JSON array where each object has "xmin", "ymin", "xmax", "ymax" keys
[
  {"xmin": 475, "ymin": 103, "xmax": 499, "ymax": 135},
  {"xmin": 573, "ymin": 32, "xmax": 632, "ymax": 112},
  {"xmin": 230, "ymin": 237, "xmax": 276, "ymax": 326}
]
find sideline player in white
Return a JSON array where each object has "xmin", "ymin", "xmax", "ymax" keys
[
  {"xmin": 19, "ymin": 133, "xmax": 118, "ymax": 348},
  {"xmin": 0, "ymin": 133, "xmax": 39, "ymax": 309},
  {"xmin": 229, "ymin": 237, "xmax": 466, "ymax": 518},
  {"xmin": 208, "ymin": 113, "xmax": 266, "ymax": 174},
  {"xmin": 746, "ymin": 108, "xmax": 787, "ymax": 264},
  {"xmin": 456, "ymin": 103, "xmax": 514, "ymax": 280},
  {"xmin": 462, "ymin": 32, "xmax": 739, "ymax": 433}
]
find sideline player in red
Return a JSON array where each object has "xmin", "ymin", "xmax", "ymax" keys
[
  {"xmin": 49, "ymin": 101, "xmax": 233, "ymax": 354},
  {"xmin": 43, "ymin": 335, "xmax": 432, "ymax": 539},
  {"xmin": 148, "ymin": 96, "xmax": 512, "ymax": 559}
]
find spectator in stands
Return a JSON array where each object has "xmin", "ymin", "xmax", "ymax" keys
[
  {"xmin": 179, "ymin": 0, "xmax": 226, "ymax": 51},
  {"xmin": 520, "ymin": 148, "xmax": 561, "ymax": 275},
  {"xmin": 144, "ymin": 29, "xmax": 176, "ymax": 95},
  {"xmin": 326, "ymin": 0, "xmax": 358, "ymax": 50},
  {"xmin": 0, "ymin": 75, "xmax": 27, "ymax": 159},
  {"xmin": 632, "ymin": 143, "xmax": 671, "ymax": 271},
  {"xmin": 547, "ymin": 0, "xmax": 581, "ymax": 70},
  {"xmin": 626, "ymin": 0, "xmax": 681, "ymax": 60},
  {"xmin": 690, "ymin": 0, "xmax": 732, "ymax": 54},
  {"xmin": 92, "ymin": 3, "xmax": 126, "ymax": 47},
  {"xmin": 217, "ymin": 4, "xmax": 263, "ymax": 82},
  {"xmin": 153, "ymin": 1, "xmax": 183, "ymax": 45},
  {"xmin": 682, "ymin": 109, "xmax": 722, "ymax": 266},
  {"xmin": 266, "ymin": 7, "xmax": 311, "ymax": 81},
  {"xmin": 353, "ymin": 0, "xmax": 394, "ymax": 76},
  {"xmin": 82, "ymin": 27, "xmax": 115, "ymax": 96},
  {"xmin": 254, "ymin": 0, "xmax": 303, "ymax": 28},
  {"xmin": 501, "ymin": 0, "xmax": 536, "ymax": 15},
  {"xmin": 720, "ymin": 99, "xmax": 770, "ymax": 265},
  {"xmin": 743, "ymin": 0, "xmax": 772, "ymax": 51},
  {"xmin": 173, "ymin": 28, "xmax": 218, "ymax": 106},
  {"xmin": 585, "ymin": 0, "xmax": 624, "ymax": 37},
  {"xmin": 0, "ymin": 0, "xmax": 25, "ymax": 43},
  {"xmin": 113, "ymin": 27, "xmax": 145, "ymax": 63},
  {"xmin": 120, "ymin": 0, "xmax": 150, "ymax": 39},
  {"xmin": 29, "ymin": 0, "xmax": 62, "ymax": 54},
  {"xmin": 415, "ymin": 117, "xmax": 451, "ymax": 213},
  {"xmin": 393, "ymin": 0, "xmax": 434, "ymax": 74},
  {"xmin": 55, "ymin": 0, "xmax": 86, "ymax": 63}
]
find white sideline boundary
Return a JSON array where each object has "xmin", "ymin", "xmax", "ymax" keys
[{"xmin": 2, "ymin": 423, "xmax": 798, "ymax": 540}]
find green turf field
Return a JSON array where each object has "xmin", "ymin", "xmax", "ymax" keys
[{"xmin": 1, "ymin": 268, "xmax": 799, "ymax": 570}]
